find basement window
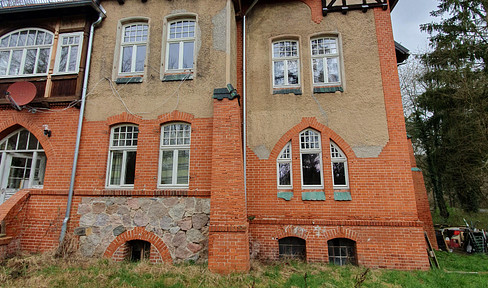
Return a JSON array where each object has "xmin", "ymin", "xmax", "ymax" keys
[
  {"xmin": 126, "ymin": 240, "xmax": 150, "ymax": 262},
  {"xmin": 279, "ymin": 237, "xmax": 306, "ymax": 260},
  {"xmin": 327, "ymin": 238, "xmax": 357, "ymax": 266}
]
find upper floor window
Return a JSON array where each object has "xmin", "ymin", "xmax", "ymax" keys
[
  {"xmin": 330, "ymin": 142, "xmax": 348, "ymax": 188},
  {"xmin": 166, "ymin": 19, "xmax": 195, "ymax": 72},
  {"xmin": 107, "ymin": 125, "xmax": 139, "ymax": 188},
  {"xmin": 300, "ymin": 129, "xmax": 323, "ymax": 188},
  {"xmin": 277, "ymin": 142, "xmax": 292, "ymax": 189},
  {"xmin": 159, "ymin": 123, "xmax": 191, "ymax": 187},
  {"xmin": 272, "ymin": 40, "xmax": 299, "ymax": 87},
  {"xmin": 0, "ymin": 28, "xmax": 53, "ymax": 77},
  {"xmin": 0, "ymin": 128, "xmax": 46, "ymax": 204},
  {"xmin": 55, "ymin": 32, "xmax": 83, "ymax": 74},
  {"xmin": 119, "ymin": 23, "xmax": 148, "ymax": 75},
  {"xmin": 311, "ymin": 37, "xmax": 341, "ymax": 85}
]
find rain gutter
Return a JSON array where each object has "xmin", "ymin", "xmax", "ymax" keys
[{"xmin": 59, "ymin": 5, "xmax": 106, "ymax": 245}]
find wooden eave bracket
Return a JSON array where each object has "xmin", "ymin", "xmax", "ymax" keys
[{"xmin": 322, "ymin": 0, "xmax": 388, "ymax": 16}]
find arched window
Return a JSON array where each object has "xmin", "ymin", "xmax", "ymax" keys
[
  {"xmin": 300, "ymin": 129, "xmax": 323, "ymax": 188},
  {"xmin": 272, "ymin": 40, "xmax": 300, "ymax": 87},
  {"xmin": 311, "ymin": 36, "xmax": 341, "ymax": 85},
  {"xmin": 330, "ymin": 142, "xmax": 348, "ymax": 188},
  {"xmin": 0, "ymin": 28, "xmax": 54, "ymax": 77},
  {"xmin": 106, "ymin": 124, "xmax": 139, "ymax": 188},
  {"xmin": 277, "ymin": 142, "xmax": 292, "ymax": 188},
  {"xmin": 279, "ymin": 237, "xmax": 306, "ymax": 260},
  {"xmin": 166, "ymin": 19, "xmax": 195, "ymax": 72},
  {"xmin": 119, "ymin": 22, "xmax": 148, "ymax": 74},
  {"xmin": 327, "ymin": 238, "xmax": 357, "ymax": 266},
  {"xmin": 159, "ymin": 123, "xmax": 191, "ymax": 187},
  {"xmin": 0, "ymin": 128, "xmax": 46, "ymax": 203}
]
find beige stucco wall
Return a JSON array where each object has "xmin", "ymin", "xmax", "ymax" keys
[
  {"xmin": 246, "ymin": 1, "xmax": 389, "ymax": 159},
  {"xmin": 85, "ymin": 0, "xmax": 235, "ymax": 121}
]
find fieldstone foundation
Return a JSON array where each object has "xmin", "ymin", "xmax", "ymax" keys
[{"xmin": 76, "ymin": 197, "xmax": 210, "ymax": 262}]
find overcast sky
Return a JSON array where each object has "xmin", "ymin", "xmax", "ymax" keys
[{"xmin": 391, "ymin": 0, "xmax": 439, "ymax": 54}]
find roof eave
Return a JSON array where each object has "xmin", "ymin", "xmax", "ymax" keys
[{"xmin": 0, "ymin": 0, "xmax": 105, "ymax": 16}]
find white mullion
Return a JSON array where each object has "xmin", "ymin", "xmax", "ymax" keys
[
  {"xmin": 28, "ymin": 151, "xmax": 37, "ymax": 188},
  {"xmin": 131, "ymin": 44, "xmax": 137, "ymax": 73},
  {"xmin": 6, "ymin": 51, "xmax": 13, "ymax": 75},
  {"xmin": 120, "ymin": 150, "xmax": 127, "ymax": 185},
  {"xmin": 283, "ymin": 60, "xmax": 289, "ymax": 86},
  {"xmin": 323, "ymin": 57, "xmax": 328, "ymax": 84},
  {"xmin": 178, "ymin": 41, "xmax": 184, "ymax": 70},
  {"xmin": 0, "ymin": 152, "xmax": 6, "ymax": 189},
  {"xmin": 172, "ymin": 149, "xmax": 179, "ymax": 185}
]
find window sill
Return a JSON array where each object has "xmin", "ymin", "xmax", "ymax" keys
[
  {"xmin": 273, "ymin": 88, "xmax": 302, "ymax": 95},
  {"xmin": 313, "ymin": 86, "xmax": 343, "ymax": 93},
  {"xmin": 333, "ymin": 191, "xmax": 352, "ymax": 201},
  {"xmin": 162, "ymin": 72, "xmax": 193, "ymax": 82},
  {"xmin": 115, "ymin": 77, "xmax": 143, "ymax": 84},
  {"xmin": 277, "ymin": 191, "xmax": 293, "ymax": 201},
  {"xmin": 302, "ymin": 191, "xmax": 325, "ymax": 201}
]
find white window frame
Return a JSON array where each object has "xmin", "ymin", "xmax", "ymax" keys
[
  {"xmin": 54, "ymin": 32, "xmax": 84, "ymax": 75},
  {"xmin": 106, "ymin": 124, "xmax": 139, "ymax": 188},
  {"xmin": 311, "ymin": 37, "xmax": 341, "ymax": 86},
  {"xmin": 272, "ymin": 40, "xmax": 300, "ymax": 88},
  {"xmin": 0, "ymin": 129, "xmax": 46, "ymax": 204},
  {"xmin": 0, "ymin": 28, "xmax": 54, "ymax": 78},
  {"xmin": 299, "ymin": 129, "xmax": 323, "ymax": 189},
  {"xmin": 330, "ymin": 142, "xmax": 349, "ymax": 189},
  {"xmin": 277, "ymin": 142, "xmax": 293, "ymax": 189},
  {"xmin": 118, "ymin": 22, "xmax": 149, "ymax": 75},
  {"xmin": 165, "ymin": 19, "xmax": 196, "ymax": 73},
  {"xmin": 158, "ymin": 123, "xmax": 191, "ymax": 188}
]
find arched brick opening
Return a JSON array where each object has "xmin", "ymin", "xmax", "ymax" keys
[
  {"xmin": 324, "ymin": 227, "xmax": 360, "ymax": 266},
  {"xmin": 324, "ymin": 226, "xmax": 359, "ymax": 243},
  {"xmin": 270, "ymin": 117, "xmax": 356, "ymax": 161},
  {"xmin": 103, "ymin": 227, "xmax": 172, "ymax": 264}
]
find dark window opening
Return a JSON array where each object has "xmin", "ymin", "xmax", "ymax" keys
[
  {"xmin": 327, "ymin": 238, "xmax": 357, "ymax": 266},
  {"xmin": 279, "ymin": 237, "xmax": 306, "ymax": 260},
  {"xmin": 126, "ymin": 240, "xmax": 151, "ymax": 262}
]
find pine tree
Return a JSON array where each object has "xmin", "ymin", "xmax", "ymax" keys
[{"xmin": 418, "ymin": 0, "xmax": 488, "ymax": 213}]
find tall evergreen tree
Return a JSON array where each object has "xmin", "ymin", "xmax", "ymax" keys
[{"xmin": 417, "ymin": 0, "xmax": 488, "ymax": 213}]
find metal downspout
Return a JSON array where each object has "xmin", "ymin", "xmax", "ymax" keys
[
  {"xmin": 59, "ymin": 8, "xmax": 106, "ymax": 244},
  {"xmin": 243, "ymin": 0, "xmax": 259, "ymax": 211}
]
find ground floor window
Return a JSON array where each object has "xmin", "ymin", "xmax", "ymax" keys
[
  {"xmin": 127, "ymin": 240, "xmax": 151, "ymax": 262},
  {"xmin": 0, "ymin": 128, "xmax": 46, "ymax": 204},
  {"xmin": 279, "ymin": 237, "xmax": 306, "ymax": 260},
  {"xmin": 327, "ymin": 238, "xmax": 357, "ymax": 266}
]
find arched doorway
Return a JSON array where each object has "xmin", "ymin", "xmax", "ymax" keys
[{"xmin": 0, "ymin": 128, "xmax": 46, "ymax": 204}]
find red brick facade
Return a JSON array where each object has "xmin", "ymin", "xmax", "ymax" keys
[{"xmin": 0, "ymin": 0, "xmax": 434, "ymax": 273}]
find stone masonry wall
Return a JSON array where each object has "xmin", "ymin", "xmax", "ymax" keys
[{"xmin": 76, "ymin": 197, "xmax": 210, "ymax": 263}]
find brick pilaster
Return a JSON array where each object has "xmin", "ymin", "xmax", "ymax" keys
[{"xmin": 208, "ymin": 97, "xmax": 250, "ymax": 273}]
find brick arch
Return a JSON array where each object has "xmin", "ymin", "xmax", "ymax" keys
[
  {"xmin": 0, "ymin": 120, "xmax": 55, "ymax": 161},
  {"xmin": 269, "ymin": 117, "xmax": 356, "ymax": 160},
  {"xmin": 297, "ymin": 0, "xmax": 323, "ymax": 24},
  {"xmin": 103, "ymin": 227, "xmax": 172, "ymax": 263},
  {"xmin": 106, "ymin": 112, "xmax": 143, "ymax": 126},
  {"xmin": 157, "ymin": 110, "xmax": 195, "ymax": 124},
  {"xmin": 276, "ymin": 225, "xmax": 310, "ymax": 240},
  {"xmin": 324, "ymin": 226, "xmax": 360, "ymax": 243}
]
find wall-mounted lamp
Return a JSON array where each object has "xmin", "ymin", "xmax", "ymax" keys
[{"xmin": 43, "ymin": 124, "xmax": 51, "ymax": 137}]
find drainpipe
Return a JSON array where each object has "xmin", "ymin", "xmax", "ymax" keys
[
  {"xmin": 59, "ymin": 8, "xmax": 106, "ymax": 245},
  {"xmin": 243, "ymin": 0, "xmax": 259, "ymax": 211}
]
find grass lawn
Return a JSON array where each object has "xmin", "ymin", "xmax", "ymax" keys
[{"xmin": 1, "ymin": 251, "xmax": 487, "ymax": 288}]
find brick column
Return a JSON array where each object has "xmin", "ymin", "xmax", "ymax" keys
[{"xmin": 208, "ymin": 93, "xmax": 250, "ymax": 273}]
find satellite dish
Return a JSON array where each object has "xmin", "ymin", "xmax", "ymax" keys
[{"xmin": 6, "ymin": 81, "xmax": 37, "ymax": 110}]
